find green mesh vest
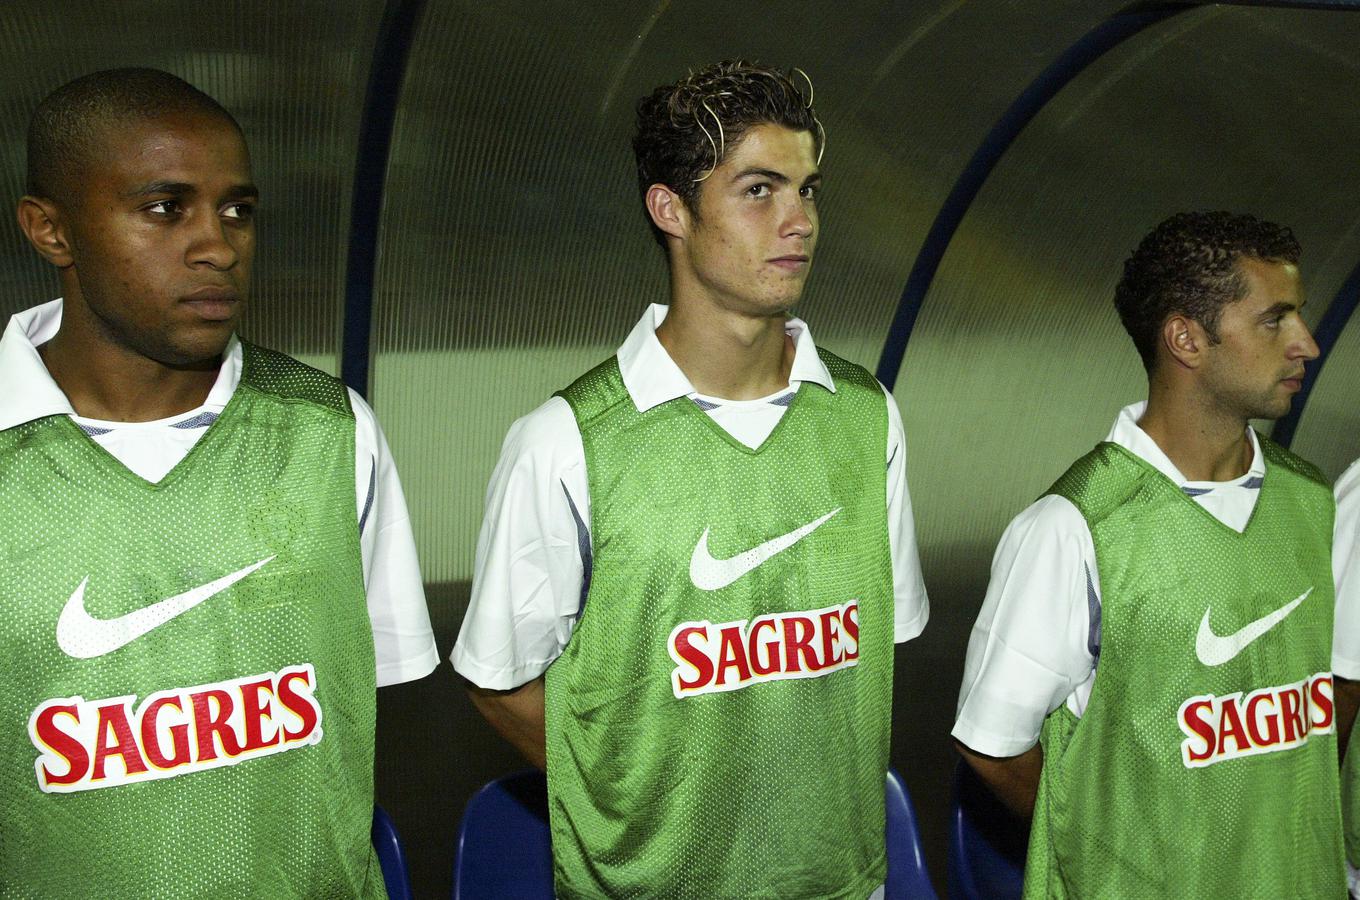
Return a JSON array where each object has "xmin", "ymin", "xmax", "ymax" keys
[
  {"xmin": 1024, "ymin": 439, "xmax": 1343, "ymax": 899},
  {"xmin": 0, "ymin": 343, "xmax": 384, "ymax": 899},
  {"xmin": 547, "ymin": 350, "xmax": 894, "ymax": 900}
]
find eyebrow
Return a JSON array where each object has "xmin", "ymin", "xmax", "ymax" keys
[
  {"xmin": 122, "ymin": 181, "xmax": 259, "ymax": 201},
  {"xmin": 1259, "ymin": 300, "xmax": 1303, "ymax": 318},
  {"xmin": 730, "ymin": 168, "xmax": 821, "ymax": 187}
]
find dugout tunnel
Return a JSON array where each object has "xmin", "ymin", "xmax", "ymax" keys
[{"xmin": 3, "ymin": 0, "xmax": 1360, "ymax": 894}]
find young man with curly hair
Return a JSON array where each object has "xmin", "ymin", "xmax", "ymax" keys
[
  {"xmin": 0, "ymin": 69, "xmax": 437, "ymax": 895},
  {"xmin": 953, "ymin": 211, "xmax": 1347, "ymax": 897},
  {"xmin": 454, "ymin": 60, "xmax": 928, "ymax": 899}
]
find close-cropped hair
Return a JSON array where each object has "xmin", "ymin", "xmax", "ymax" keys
[
  {"xmin": 1114, "ymin": 211, "xmax": 1301, "ymax": 372},
  {"xmin": 27, "ymin": 67, "xmax": 241, "ymax": 206},
  {"xmin": 633, "ymin": 59, "xmax": 822, "ymax": 246}
]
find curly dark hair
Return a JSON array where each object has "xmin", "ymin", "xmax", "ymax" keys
[
  {"xmin": 28, "ymin": 68, "xmax": 241, "ymax": 206},
  {"xmin": 633, "ymin": 60, "xmax": 822, "ymax": 246},
  {"xmin": 1114, "ymin": 211, "xmax": 1301, "ymax": 372}
]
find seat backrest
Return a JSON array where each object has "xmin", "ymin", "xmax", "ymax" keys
[
  {"xmin": 372, "ymin": 805, "xmax": 414, "ymax": 900},
  {"xmin": 452, "ymin": 770, "xmax": 554, "ymax": 899},
  {"xmin": 454, "ymin": 768, "xmax": 939, "ymax": 899},
  {"xmin": 885, "ymin": 767, "xmax": 939, "ymax": 900},
  {"xmin": 946, "ymin": 759, "xmax": 1026, "ymax": 900}
]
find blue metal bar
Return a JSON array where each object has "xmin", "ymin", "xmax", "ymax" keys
[
  {"xmin": 1272, "ymin": 260, "xmax": 1360, "ymax": 448},
  {"xmin": 873, "ymin": 2, "xmax": 1192, "ymax": 388},
  {"xmin": 873, "ymin": 0, "xmax": 1360, "ymax": 390},
  {"xmin": 342, "ymin": 0, "xmax": 427, "ymax": 399}
]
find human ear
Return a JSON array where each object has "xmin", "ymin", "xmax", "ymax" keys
[
  {"xmin": 644, "ymin": 183, "xmax": 689, "ymax": 242},
  {"xmin": 1162, "ymin": 314, "xmax": 1204, "ymax": 369},
  {"xmin": 17, "ymin": 196, "xmax": 74, "ymax": 268}
]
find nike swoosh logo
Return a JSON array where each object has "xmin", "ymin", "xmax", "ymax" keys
[
  {"xmin": 1195, "ymin": 587, "xmax": 1312, "ymax": 667},
  {"xmin": 690, "ymin": 509, "xmax": 840, "ymax": 591},
  {"xmin": 56, "ymin": 557, "xmax": 275, "ymax": 659}
]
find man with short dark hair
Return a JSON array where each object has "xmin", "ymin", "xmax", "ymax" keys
[
  {"xmin": 0, "ymin": 68, "xmax": 437, "ymax": 896},
  {"xmin": 453, "ymin": 60, "xmax": 928, "ymax": 899},
  {"xmin": 954, "ymin": 211, "xmax": 1345, "ymax": 897}
]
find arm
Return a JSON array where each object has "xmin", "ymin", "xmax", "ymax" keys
[
  {"xmin": 951, "ymin": 496, "xmax": 1097, "ymax": 814},
  {"xmin": 881, "ymin": 385, "xmax": 928, "ymax": 642},
  {"xmin": 466, "ymin": 676, "xmax": 547, "ymax": 770},
  {"xmin": 956, "ymin": 739, "xmax": 1044, "ymax": 820},
  {"xmin": 1337, "ymin": 676, "xmax": 1360, "ymax": 761},
  {"xmin": 349, "ymin": 388, "xmax": 439, "ymax": 686}
]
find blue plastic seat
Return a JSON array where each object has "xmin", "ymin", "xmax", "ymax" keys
[
  {"xmin": 372, "ymin": 804, "xmax": 415, "ymax": 900},
  {"xmin": 885, "ymin": 767, "xmax": 939, "ymax": 899},
  {"xmin": 946, "ymin": 759, "xmax": 1026, "ymax": 900},
  {"xmin": 452, "ymin": 770, "xmax": 554, "ymax": 899},
  {"xmin": 453, "ymin": 768, "xmax": 936, "ymax": 899}
]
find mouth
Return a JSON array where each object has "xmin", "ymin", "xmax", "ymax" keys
[
  {"xmin": 768, "ymin": 255, "xmax": 810, "ymax": 272},
  {"xmin": 1280, "ymin": 373, "xmax": 1305, "ymax": 392},
  {"xmin": 181, "ymin": 287, "xmax": 240, "ymax": 322}
]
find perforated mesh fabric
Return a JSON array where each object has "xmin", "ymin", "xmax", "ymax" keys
[
  {"xmin": 544, "ymin": 351, "xmax": 893, "ymax": 899},
  {"xmin": 1025, "ymin": 440, "xmax": 1342, "ymax": 899},
  {"xmin": 0, "ymin": 345, "xmax": 381, "ymax": 898}
]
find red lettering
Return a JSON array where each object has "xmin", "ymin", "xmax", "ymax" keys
[
  {"xmin": 1311, "ymin": 676, "xmax": 1335, "ymax": 730},
  {"xmin": 671, "ymin": 626, "xmax": 715, "ymax": 692},
  {"xmin": 1217, "ymin": 698, "xmax": 1249, "ymax": 755},
  {"xmin": 141, "ymin": 697, "xmax": 191, "ymax": 769},
  {"xmin": 842, "ymin": 603, "xmax": 860, "ymax": 661},
  {"xmin": 277, "ymin": 669, "xmax": 319, "ymax": 741},
  {"xmin": 818, "ymin": 609, "xmax": 844, "ymax": 668},
  {"xmin": 1244, "ymin": 693, "xmax": 1281, "ymax": 747},
  {"xmin": 91, "ymin": 704, "xmax": 148, "ymax": 780},
  {"xmin": 1280, "ymin": 689, "xmax": 1304, "ymax": 742},
  {"xmin": 783, "ymin": 616, "xmax": 820, "ymax": 672},
  {"xmin": 33, "ymin": 704, "xmax": 89, "ymax": 787},
  {"xmin": 237, "ymin": 678, "xmax": 280, "ymax": 752},
  {"xmin": 1181, "ymin": 700, "xmax": 1217, "ymax": 763},
  {"xmin": 192, "ymin": 689, "xmax": 244, "ymax": 761},
  {"xmin": 747, "ymin": 619, "xmax": 780, "ymax": 676},
  {"xmin": 714, "ymin": 625, "xmax": 752, "ymax": 686}
]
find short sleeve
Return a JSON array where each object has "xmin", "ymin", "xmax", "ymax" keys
[
  {"xmin": 952, "ymin": 494, "xmax": 1098, "ymax": 757},
  {"xmin": 882, "ymin": 385, "xmax": 928, "ymax": 642},
  {"xmin": 1333, "ymin": 459, "xmax": 1360, "ymax": 679},
  {"xmin": 350, "ymin": 388, "xmax": 439, "ymax": 687},
  {"xmin": 451, "ymin": 396, "xmax": 589, "ymax": 690}
]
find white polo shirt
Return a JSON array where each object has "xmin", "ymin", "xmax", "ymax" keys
[
  {"xmin": 953, "ymin": 402, "xmax": 1280, "ymax": 757},
  {"xmin": 452, "ymin": 303, "xmax": 929, "ymax": 690},
  {"xmin": 1333, "ymin": 460, "xmax": 1360, "ymax": 681},
  {"xmin": 0, "ymin": 299, "xmax": 439, "ymax": 687}
]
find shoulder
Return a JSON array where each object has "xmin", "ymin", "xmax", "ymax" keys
[
  {"xmin": 1046, "ymin": 443, "xmax": 1150, "ymax": 525},
  {"xmin": 815, "ymin": 347, "xmax": 879, "ymax": 394},
  {"xmin": 237, "ymin": 341, "xmax": 352, "ymax": 416},
  {"xmin": 1258, "ymin": 432, "xmax": 1329, "ymax": 491}
]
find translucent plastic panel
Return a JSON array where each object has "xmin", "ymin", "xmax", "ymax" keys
[
  {"xmin": 894, "ymin": 5, "xmax": 1360, "ymax": 620},
  {"xmin": 369, "ymin": 0, "xmax": 1128, "ymax": 585},
  {"xmin": 0, "ymin": 1, "xmax": 386, "ymax": 370}
]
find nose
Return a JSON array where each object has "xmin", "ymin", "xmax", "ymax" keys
[
  {"xmin": 1293, "ymin": 320, "xmax": 1320, "ymax": 362},
  {"xmin": 782, "ymin": 195, "xmax": 814, "ymax": 241},
  {"xmin": 186, "ymin": 214, "xmax": 241, "ymax": 271}
]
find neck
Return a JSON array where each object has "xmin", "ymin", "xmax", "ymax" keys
[
  {"xmin": 41, "ymin": 304, "xmax": 221, "ymax": 423},
  {"xmin": 654, "ymin": 300, "xmax": 793, "ymax": 400},
  {"xmin": 1138, "ymin": 376, "xmax": 1253, "ymax": 482}
]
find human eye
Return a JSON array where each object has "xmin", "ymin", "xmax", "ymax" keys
[
  {"xmin": 221, "ymin": 201, "xmax": 256, "ymax": 222},
  {"xmin": 746, "ymin": 183, "xmax": 771, "ymax": 198},
  {"xmin": 799, "ymin": 183, "xmax": 819, "ymax": 201},
  {"xmin": 143, "ymin": 199, "xmax": 182, "ymax": 217}
]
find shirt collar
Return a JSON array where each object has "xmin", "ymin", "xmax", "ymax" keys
[
  {"xmin": 1106, "ymin": 400, "xmax": 1265, "ymax": 486},
  {"xmin": 0, "ymin": 298, "xmax": 241, "ymax": 431},
  {"xmin": 616, "ymin": 303, "xmax": 835, "ymax": 412}
]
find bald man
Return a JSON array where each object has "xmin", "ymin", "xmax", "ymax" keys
[{"xmin": 0, "ymin": 68, "xmax": 436, "ymax": 896}]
